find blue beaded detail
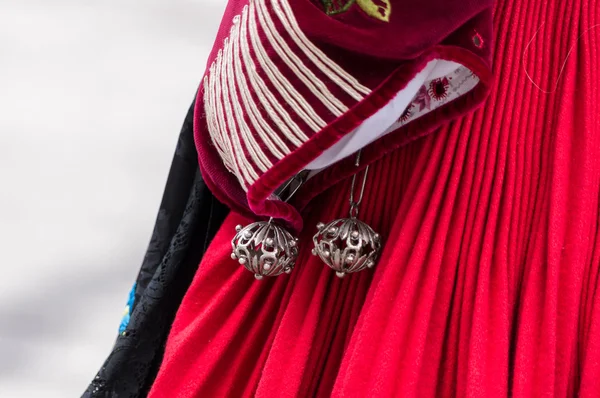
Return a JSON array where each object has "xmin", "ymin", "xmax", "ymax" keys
[{"xmin": 118, "ymin": 283, "xmax": 136, "ymax": 334}]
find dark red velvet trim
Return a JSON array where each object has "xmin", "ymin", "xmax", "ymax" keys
[
  {"xmin": 292, "ymin": 0, "xmax": 493, "ymax": 60},
  {"xmin": 194, "ymin": 102, "xmax": 251, "ymax": 219},
  {"xmin": 294, "ymin": 46, "xmax": 493, "ymax": 211},
  {"xmin": 241, "ymin": 45, "xmax": 493, "ymax": 232}
]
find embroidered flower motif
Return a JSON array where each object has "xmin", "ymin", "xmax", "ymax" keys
[
  {"xmin": 399, "ymin": 104, "xmax": 414, "ymax": 123},
  {"xmin": 428, "ymin": 78, "xmax": 450, "ymax": 101},
  {"xmin": 321, "ymin": 0, "xmax": 391, "ymax": 22},
  {"xmin": 472, "ymin": 31, "xmax": 484, "ymax": 49},
  {"xmin": 414, "ymin": 85, "xmax": 431, "ymax": 112}
]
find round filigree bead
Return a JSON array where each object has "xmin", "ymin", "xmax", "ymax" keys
[
  {"xmin": 231, "ymin": 221, "xmax": 299, "ymax": 279},
  {"xmin": 313, "ymin": 218, "xmax": 382, "ymax": 277}
]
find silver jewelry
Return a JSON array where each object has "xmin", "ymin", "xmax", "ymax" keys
[
  {"xmin": 231, "ymin": 220, "xmax": 299, "ymax": 280},
  {"xmin": 231, "ymin": 173, "xmax": 305, "ymax": 280},
  {"xmin": 312, "ymin": 153, "xmax": 382, "ymax": 278}
]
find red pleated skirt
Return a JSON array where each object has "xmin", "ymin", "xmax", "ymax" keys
[{"xmin": 148, "ymin": 0, "xmax": 600, "ymax": 396}]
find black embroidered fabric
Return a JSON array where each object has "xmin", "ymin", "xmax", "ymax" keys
[{"xmin": 82, "ymin": 99, "xmax": 229, "ymax": 397}]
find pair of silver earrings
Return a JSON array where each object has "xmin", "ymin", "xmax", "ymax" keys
[{"xmin": 231, "ymin": 154, "xmax": 382, "ymax": 280}]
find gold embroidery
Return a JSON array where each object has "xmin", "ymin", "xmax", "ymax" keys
[
  {"xmin": 356, "ymin": 0, "xmax": 391, "ymax": 22},
  {"xmin": 321, "ymin": 0, "xmax": 391, "ymax": 22},
  {"xmin": 321, "ymin": 0, "xmax": 353, "ymax": 15}
]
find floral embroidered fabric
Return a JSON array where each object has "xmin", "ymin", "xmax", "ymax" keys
[{"xmin": 320, "ymin": 0, "xmax": 392, "ymax": 22}]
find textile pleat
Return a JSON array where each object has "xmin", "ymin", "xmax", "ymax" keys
[{"xmin": 148, "ymin": 0, "xmax": 600, "ymax": 396}]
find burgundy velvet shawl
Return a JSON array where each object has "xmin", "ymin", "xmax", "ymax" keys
[{"xmin": 194, "ymin": 0, "xmax": 494, "ymax": 231}]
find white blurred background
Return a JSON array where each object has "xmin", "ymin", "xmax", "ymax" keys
[{"xmin": 0, "ymin": 0, "xmax": 226, "ymax": 396}]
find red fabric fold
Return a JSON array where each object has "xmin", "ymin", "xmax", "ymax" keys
[{"xmin": 149, "ymin": 0, "xmax": 600, "ymax": 396}]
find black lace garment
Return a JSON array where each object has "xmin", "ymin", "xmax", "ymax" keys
[{"xmin": 83, "ymin": 100, "xmax": 229, "ymax": 397}]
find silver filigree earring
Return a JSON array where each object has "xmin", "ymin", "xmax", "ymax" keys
[
  {"xmin": 312, "ymin": 153, "xmax": 382, "ymax": 278},
  {"xmin": 231, "ymin": 173, "xmax": 305, "ymax": 280}
]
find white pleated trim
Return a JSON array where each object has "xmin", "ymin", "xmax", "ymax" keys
[{"xmin": 203, "ymin": 0, "xmax": 371, "ymax": 189}]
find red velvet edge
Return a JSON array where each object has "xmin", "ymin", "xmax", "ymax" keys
[
  {"xmin": 247, "ymin": 45, "xmax": 493, "ymax": 232},
  {"xmin": 194, "ymin": 45, "xmax": 493, "ymax": 233},
  {"xmin": 194, "ymin": 100, "xmax": 252, "ymax": 219}
]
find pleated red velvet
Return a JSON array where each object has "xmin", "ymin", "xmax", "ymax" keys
[{"xmin": 148, "ymin": 0, "xmax": 600, "ymax": 395}]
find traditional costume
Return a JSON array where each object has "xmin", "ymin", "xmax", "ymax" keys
[{"xmin": 85, "ymin": 0, "xmax": 600, "ymax": 396}]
